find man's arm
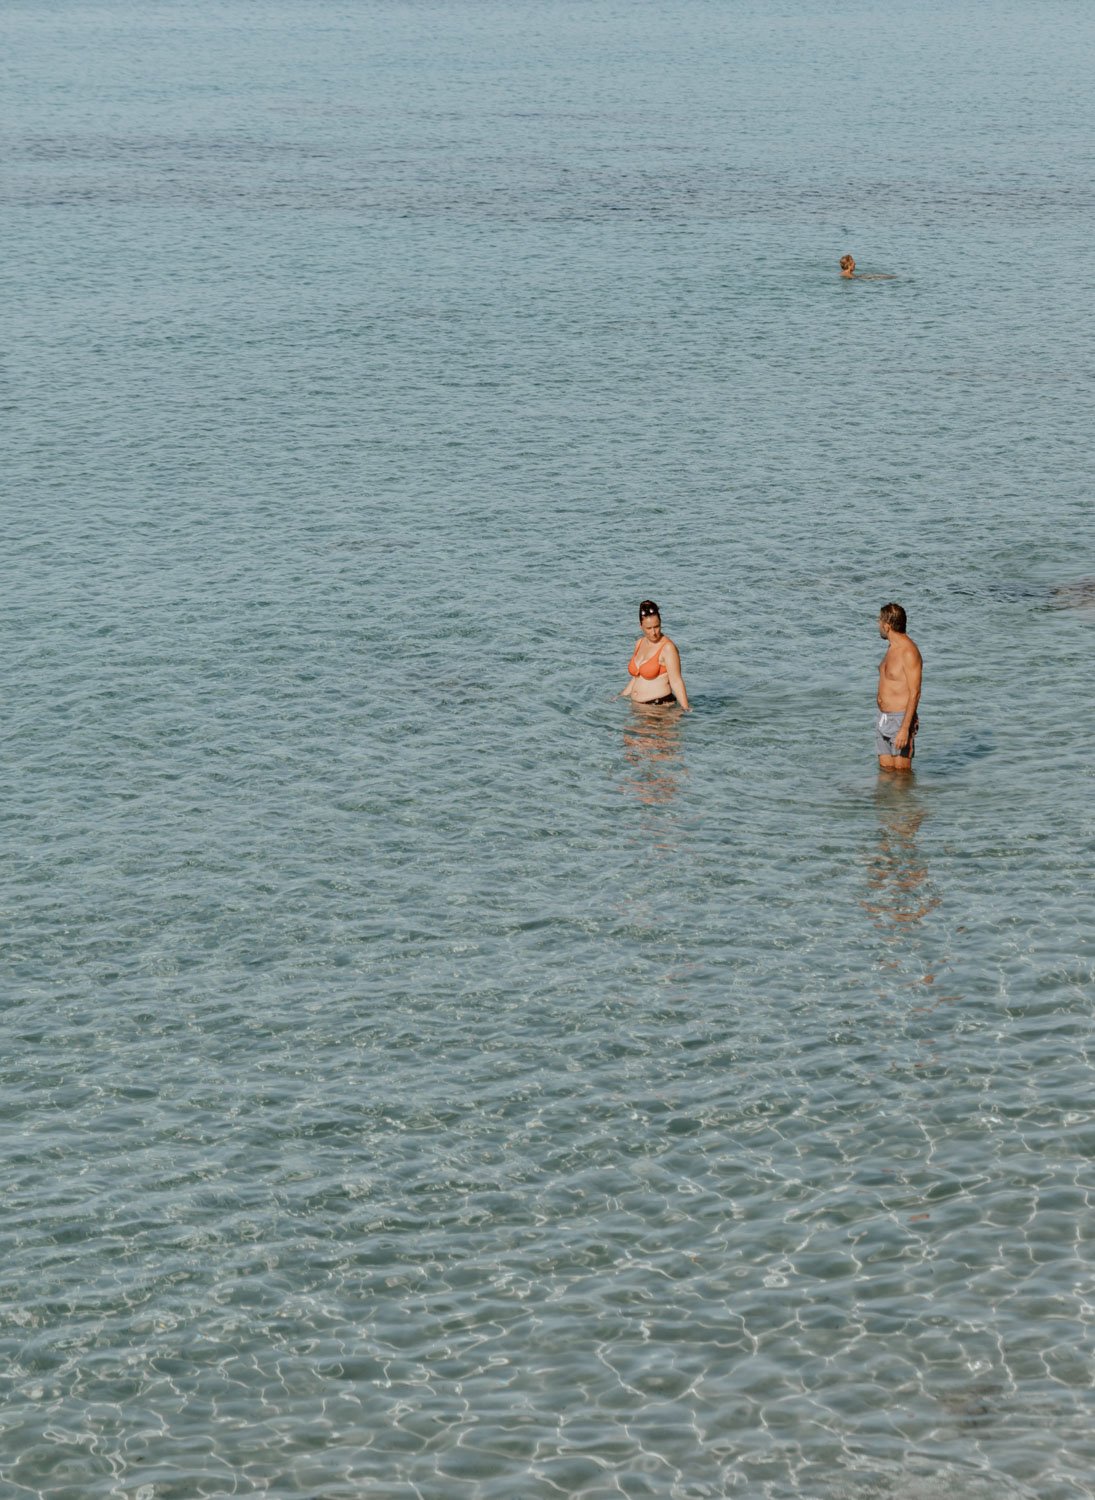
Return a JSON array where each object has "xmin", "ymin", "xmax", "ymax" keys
[{"xmin": 893, "ymin": 644, "xmax": 922, "ymax": 750}]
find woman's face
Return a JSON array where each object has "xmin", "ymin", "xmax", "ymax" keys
[{"xmin": 640, "ymin": 614, "xmax": 662, "ymax": 641}]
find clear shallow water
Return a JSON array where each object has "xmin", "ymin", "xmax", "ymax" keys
[{"xmin": 3, "ymin": 1, "xmax": 1094, "ymax": 1496}]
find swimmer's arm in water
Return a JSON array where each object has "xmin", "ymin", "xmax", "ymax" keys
[{"xmin": 661, "ymin": 640, "xmax": 691, "ymax": 712}]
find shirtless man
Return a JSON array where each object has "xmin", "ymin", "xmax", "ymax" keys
[
  {"xmin": 876, "ymin": 602, "xmax": 922, "ymax": 771},
  {"xmin": 840, "ymin": 254, "xmax": 857, "ymax": 277}
]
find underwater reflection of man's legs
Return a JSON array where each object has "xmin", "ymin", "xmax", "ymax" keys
[{"xmin": 863, "ymin": 774, "xmax": 939, "ymax": 929}]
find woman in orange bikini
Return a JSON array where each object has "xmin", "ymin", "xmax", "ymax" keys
[{"xmin": 621, "ymin": 600, "xmax": 691, "ymax": 710}]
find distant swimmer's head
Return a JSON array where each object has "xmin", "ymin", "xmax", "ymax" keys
[
  {"xmin": 879, "ymin": 601, "xmax": 907, "ymax": 637},
  {"xmin": 639, "ymin": 599, "xmax": 662, "ymax": 639},
  {"xmin": 840, "ymin": 254, "xmax": 856, "ymax": 277}
]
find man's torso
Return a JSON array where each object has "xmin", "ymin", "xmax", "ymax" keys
[{"xmin": 877, "ymin": 637, "xmax": 919, "ymax": 712}]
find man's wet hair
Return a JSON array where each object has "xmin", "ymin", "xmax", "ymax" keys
[{"xmin": 880, "ymin": 602, "xmax": 907, "ymax": 632}]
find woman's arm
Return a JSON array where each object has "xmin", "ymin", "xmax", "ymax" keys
[
  {"xmin": 662, "ymin": 641, "xmax": 691, "ymax": 711},
  {"xmin": 620, "ymin": 637, "xmax": 640, "ymax": 696}
]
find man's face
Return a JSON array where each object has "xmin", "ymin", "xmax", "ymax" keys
[{"xmin": 878, "ymin": 614, "xmax": 889, "ymax": 639}]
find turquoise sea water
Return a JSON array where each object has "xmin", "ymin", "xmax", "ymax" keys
[{"xmin": 3, "ymin": 1, "xmax": 1095, "ymax": 1496}]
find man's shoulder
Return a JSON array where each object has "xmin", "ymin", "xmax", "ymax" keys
[{"xmin": 899, "ymin": 633, "xmax": 923, "ymax": 662}]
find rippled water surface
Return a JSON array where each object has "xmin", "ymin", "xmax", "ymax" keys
[{"xmin": 3, "ymin": 1, "xmax": 1095, "ymax": 1496}]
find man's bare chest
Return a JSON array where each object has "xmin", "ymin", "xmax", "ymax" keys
[{"xmin": 879, "ymin": 649, "xmax": 904, "ymax": 681}]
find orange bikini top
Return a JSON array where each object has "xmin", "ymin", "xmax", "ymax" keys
[{"xmin": 629, "ymin": 642, "xmax": 667, "ymax": 680}]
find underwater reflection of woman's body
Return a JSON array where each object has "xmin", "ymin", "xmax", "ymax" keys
[
  {"xmin": 621, "ymin": 715, "xmax": 687, "ymax": 806},
  {"xmin": 620, "ymin": 600, "xmax": 691, "ymax": 711}
]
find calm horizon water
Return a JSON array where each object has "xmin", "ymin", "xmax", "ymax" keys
[{"xmin": 3, "ymin": 1, "xmax": 1094, "ymax": 1497}]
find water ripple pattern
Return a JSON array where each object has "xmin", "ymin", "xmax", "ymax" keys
[{"xmin": 3, "ymin": 0, "xmax": 1094, "ymax": 1496}]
